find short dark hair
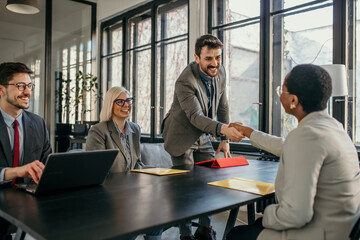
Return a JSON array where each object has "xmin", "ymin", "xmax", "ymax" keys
[
  {"xmin": 195, "ymin": 34, "xmax": 223, "ymax": 57},
  {"xmin": 0, "ymin": 62, "xmax": 33, "ymax": 85},
  {"xmin": 285, "ymin": 64, "xmax": 332, "ymax": 113}
]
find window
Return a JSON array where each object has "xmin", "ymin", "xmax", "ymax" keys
[
  {"xmin": 210, "ymin": 0, "xmax": 261, "ymax": 131},
  {"xmin": 101, "ymin": 0, "xmax": 188, "ymax": 140},
  {"xmin": 156, "ymin": 2, "xmax": 188, "ymax": 136},
  {"xmin": 356, "ymin": 1, "xmax": 360, "ymax": 144},
  {"xmin": 128, "ymin": 10, "xmax": 152, "ymax": 134},
  {"xmin": 272, "ymin": 1, "xmax": 333, "ymax": 136},
  {"xmin": 210, "ymin": 0, "xmax": 360, "ymax": 148}
]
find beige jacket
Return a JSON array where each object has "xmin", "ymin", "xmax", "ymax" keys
[{"xmin": 250, "ymin": 110, "xmax": 360, "ymax": 240}]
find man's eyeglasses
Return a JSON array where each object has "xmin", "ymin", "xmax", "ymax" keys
[
  {"xmin": 114, "ymin": 98, "xmax": 134, "ymax": 107},
  {"xmin": 275, "ymin": 86, "xmax": 290, "ymax": 97},
  {"xmin": 1, "ymin": 82, "xmax": 35, "ymax": 91}
]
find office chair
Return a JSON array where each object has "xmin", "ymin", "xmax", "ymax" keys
[{"xmin": 349, "ymin": 216, "xmax": 360, "ymax": 240}]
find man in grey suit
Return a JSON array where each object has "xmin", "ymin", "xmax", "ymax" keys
[
  {"xmin": 0, "ymin": 62, "xmax": 52, "ymax": 240},
  {"xmin": 161, "ymin": 35, "xmax": 243, "ymax": 240}
]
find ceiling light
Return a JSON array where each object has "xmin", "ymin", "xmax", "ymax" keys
[{"xmin": 6, "ymin": 0, "xmax": 39, "ymax": 14}]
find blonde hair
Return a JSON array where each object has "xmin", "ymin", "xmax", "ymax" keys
[{"xmin": 99, "ymin": 86, "xmax": 130, "ymax": 122}]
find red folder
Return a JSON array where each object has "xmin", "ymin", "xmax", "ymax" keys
[{"xmin": 195, "ymin": 156, "xmax": 249, "ymax": 168}]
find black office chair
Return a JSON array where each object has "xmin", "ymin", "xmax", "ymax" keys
[{"xmin": 349, "ymin": 216, "xmax": 360, "ymax": 240}]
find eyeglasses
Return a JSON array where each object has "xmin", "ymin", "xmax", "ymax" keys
[
  {"xmin": 275, "ymin": 86, "xmax": 290, "ymax": 97},
  {"xmin": 114, "ymin": 97, "xmax": 134, "ymax": 107},
  {"xmin": 2, "ymin": 82, "xmax": 35, "ymax": 91}
]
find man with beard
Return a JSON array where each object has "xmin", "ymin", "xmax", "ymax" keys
[
  {"xmin": 0, "ymin": 62, "xmax": 52, "ymax": 240},
  {"xmin": 161, "ymin": 35, "xmax": 243, "ymax": 240}
]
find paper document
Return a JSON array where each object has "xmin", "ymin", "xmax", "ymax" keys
[
  {"xmin": 131, "ymin": 168, "xmax": 190, "ymax": 176},
  {"xmin": 208, "ymin": 177, "xmax": 275, "ymax": 195}
]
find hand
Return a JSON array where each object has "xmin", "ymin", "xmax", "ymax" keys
[
  {"xmin": 220, "ymin": 124, "xmax": 244, "ymax": 142},
  {"xmin": 229, "ymin": 122, "xmax": 254, "ymax": 138},
  {"xmin": 215, "ymin": 141, "xmax": 231, "ymax": 158},
  {"xmin": 5, "ymin": 160, "xmax": 45, "ymax": 184}
]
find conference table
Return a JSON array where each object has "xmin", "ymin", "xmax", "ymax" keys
[{"xmin": 0, "ymin": 158, "xmax": 278, "ymax": 240}]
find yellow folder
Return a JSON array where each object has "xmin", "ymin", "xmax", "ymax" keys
[
  {"xmin": 208, "ymin": 177, "xmax": 275, "ymax": 195},
  {"xmin": 131, "ymin": 168, "xmax": 190, "ymax": 176}
]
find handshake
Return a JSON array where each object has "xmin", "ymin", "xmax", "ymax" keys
[{"xmin": 220, "ymin": 122, "xmax": 254, "ymax": 143}]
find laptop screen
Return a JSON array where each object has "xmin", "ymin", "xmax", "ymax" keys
[{"xmin": 23, "ymin": 149, "xmax": 118, "ymax": 194}]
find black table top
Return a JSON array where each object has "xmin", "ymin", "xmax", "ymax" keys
[{"xmin": 0, "ymin": 159, "xmax": 278, "ymax": 240}]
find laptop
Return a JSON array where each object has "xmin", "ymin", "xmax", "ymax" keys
[{"xmin": 16, "ymin": 149, "xmax": 118, "ymax": 194}]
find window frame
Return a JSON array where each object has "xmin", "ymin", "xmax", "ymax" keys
[
  {"xmin": 208, "ymin": 0, "xmax": 356, "ymax": 154},
  {"xmin": 100, "ymin": 0, "xmax": 189, "ymax": 142}
]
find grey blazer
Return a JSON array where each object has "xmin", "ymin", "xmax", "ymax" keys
[
  {"xmin": 0, "ymin": 110, "xmax": 52, "ymax": 184},
  {"xmin": 249, "ymin": 110, "xmax": 360, "ymax": 240},
  {"xmin": 86, "ymin": 120, "xmax": 142, "ymax": 173},
  {"xmin": 161, "ymin": 63, "xmax": 229, "ymax": 157}
]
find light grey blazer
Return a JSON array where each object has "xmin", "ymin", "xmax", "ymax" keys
[
  {"xmin": 249, "ymin": 110, "xmax": 360, "ymax": 240},
  {"xmin": 86, "ymin": 120, "xmax": 142, "ymax": 173},
  {"xmin": 161, "ymin": 62, "xmax": 229, "ymax": 157}
]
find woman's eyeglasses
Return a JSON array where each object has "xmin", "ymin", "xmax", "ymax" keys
[
  {"xmin": 1, "ymin": 82, "xmax": 35, "ymax": 91},
  {"xmin": 113, "ymin": 97, "xmax": 134, "ymax": 107},
  {"xmin": 275, "ymin": 86, "xmax": 290, "ymax": 97}
]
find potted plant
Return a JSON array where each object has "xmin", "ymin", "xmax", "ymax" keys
[
  {"xmin": 72, "ymin": 71, "xmax": 100, "ymax": 124},
  {"xmin": 55, "ymin": 71, "xmax": 101, "ymax": 151}
]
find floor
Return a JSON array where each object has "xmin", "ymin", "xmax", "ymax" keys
[
  {"xmin": 22, "ymin": 207, "xmax": 254, "ymax": 240},
  {"xmin": 140, "ymin": 209, "xmax": 248, "ymax": 240}
]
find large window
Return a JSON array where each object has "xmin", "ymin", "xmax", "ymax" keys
[
  {"xmin": 272, "ymin": 1, "xmax": 333, "ymax": 136},
  {"xmin": 356, "ymin": 1, "xmax": 360, "ymax": 144},
  {"xmin": 101, "ymin": 0, "xmax": 188, "ymax": 140},
  {"xmin": 211, "ymin": 0, "xmax": 261, "ymax": 131},
  {"xmin": 210, "ymin": 0, "xmax": 360, "ymax": 149}
]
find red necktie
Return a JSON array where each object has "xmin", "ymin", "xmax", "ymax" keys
[{"xmin": 12, "ymin": 120, "xmax": 19, "ymax": 184}]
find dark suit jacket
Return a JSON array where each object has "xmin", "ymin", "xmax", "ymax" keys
[
  {"xmin": 161, "ymin": 62, "xmax": 229, "ymax": 157},
  {"xmin": 0, "ymin": 110, "xmax": 52, "ymax": 183}
]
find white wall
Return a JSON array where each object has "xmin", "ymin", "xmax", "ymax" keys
[
  {"xmin": 96, "ymin": 0, "xmax": 208, "ymax": 63},
  {"xmin": 97, "ymin": 0, "xmax": 150, "ymax": 21}
]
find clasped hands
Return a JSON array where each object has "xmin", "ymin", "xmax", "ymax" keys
[{"xmin": 221, "ymin": 122, "xmax": 252, "ymax": 142}]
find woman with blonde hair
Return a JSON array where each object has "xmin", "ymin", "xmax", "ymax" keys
[
  {"xmin": 87, "ymin": 86, "xmax": 143, "ymax": 172},
  {"xmin": 86, "ymin": 86, "xmax": 163, "ymax": 240}
]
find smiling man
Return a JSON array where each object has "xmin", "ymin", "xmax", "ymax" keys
[
  {"xmin": 161, "ymin": 35, "xmax": 243, "ymax": 240},
  {"xmin": 0, "ymin": 62, "xmax": 52, "ymax": 239}
]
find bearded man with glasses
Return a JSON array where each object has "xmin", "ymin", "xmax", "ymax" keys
[{"xmin": 0, "ymin": 62, "xmax": 52, "ymax": 240}]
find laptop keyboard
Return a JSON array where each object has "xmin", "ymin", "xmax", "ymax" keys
[{"xmin": 26, "ymin": 183, "xmax": 38, "ymax": 192}]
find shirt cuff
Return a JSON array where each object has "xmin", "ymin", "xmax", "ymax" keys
[
  {"xmin": 0, "ymin": 168, "xmax": 11, "ymax": 184},
  {"xmin": 216, "ymin": 123, "xmax": 223, "ymax": 137},
  {"xmin": 216, "ymin": 123, "xmax": 228, "ymax": 141}
]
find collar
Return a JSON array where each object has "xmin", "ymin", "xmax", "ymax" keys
[
  {"xmin": 0, "ymin": 107, "xmax": 23, "ymax": 128},
  {"xmin": 197, "ymin": 64, "xmax": 213, "ymax": 84},
  {"xmin": 297, "ymin": 109, "xmax": 328, "ymax": 127},
  {"xmin": 112, "ymin": 120, "xmax": 133, "ymax": 135},
  {"xmin": 298, "ymin": 118, "xmax": 304, "ymax": 126}
]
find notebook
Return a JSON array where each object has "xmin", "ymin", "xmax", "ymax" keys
[
  {"xmin": 15, "ymin": 149, "xmax": 118, "ymax": 194},
  {"xmin": 131, "ymin": 168, "xmax": 190, "ymax": 176},
  {"xmin": 195, "ymin": 156, "xmax": 249, "ymax": 168},
  {"xmin": 208, "ymin": 177, "xmax": 275, "ymax": 195}
]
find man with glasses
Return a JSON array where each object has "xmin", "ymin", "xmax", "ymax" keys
[
  {"xmin": 161, "ymin": 34, "xmax": 243, "ymax": 240},
  {"xmin": 0, "ymin": 62, "xmax": 52, "ymax": 240}
]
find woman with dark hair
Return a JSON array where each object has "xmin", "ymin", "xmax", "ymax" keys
[{"xmin": 226, "ymin": 64, "xmax": 360, "ymax": 240}]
